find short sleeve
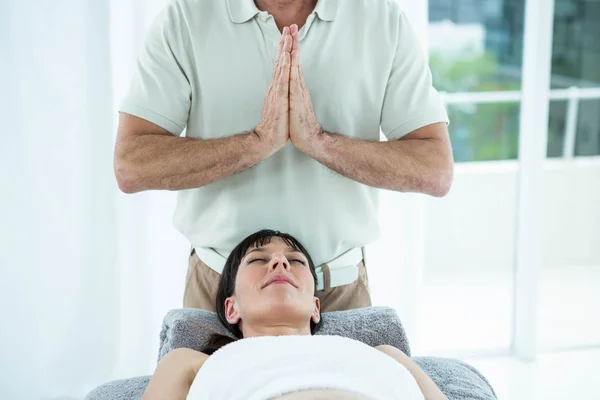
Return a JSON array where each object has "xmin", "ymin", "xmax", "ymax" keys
[
  {"xmin": 381, "ymin": 11, "xmax": 449, "ymax": 140},
  {"xmin": 119, "ymin": 0, "xmax": 191, "ymax": 136}
]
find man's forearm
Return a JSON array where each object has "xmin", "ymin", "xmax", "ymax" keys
[
  {"xmin": 114, "ymin": 132, "xmax": 268, "ymax": 193},
  {"xmin": 304, "ymin": 131, "xmax": 453, "ymax": 196}
]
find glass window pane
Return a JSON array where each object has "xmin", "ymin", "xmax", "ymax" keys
[
  {"xmin": 551, "ymin": 0, "xmax": 600, "ymax": 88},
  {"xmin": 428, "ymin": 0, "xmax": 526, "ymax": 92},
  {"xmin": 417, "ymin": 171, "xmax": 516, "ymax": 354},
  {"xmin": 448, "ymin": 102, "xmax": 520, "ymax": 162},
  {"xmin": 538, "ymin": 0, "xmax": 600, "ymax": 351},
  {"xmin": 575, "ymin": 99, "xmax": 600, "ymax": 156},
  {"xmin": 547, "ymin": 100, "xmax": 568, "ymax": 158}
]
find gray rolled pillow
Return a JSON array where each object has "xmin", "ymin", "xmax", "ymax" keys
[
  {"xmin": 158, "ymin": 306, "xmax": 411, "ymax": 361},
  {"xmin": 86, "ymin": 307, "xmax": 497, "ymax": 400},
  {"xmin": 414, "ymin": 357, "xmax": 497, "ymax": 400}
]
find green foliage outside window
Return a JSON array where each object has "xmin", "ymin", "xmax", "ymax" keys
[{"xmin": 430, "ymin": 51, "xmax": 521, "ymax": 162}]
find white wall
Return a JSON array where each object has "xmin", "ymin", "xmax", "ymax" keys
[
  {"xmin": 398, "ymin": 0, "xmax": 429, "ymax": 49},
  {"xmin": 422, "ymin": 158, "xmax": 600, "ymax": 274}
]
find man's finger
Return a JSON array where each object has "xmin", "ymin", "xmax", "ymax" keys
[
  {"xmin": 272, "ymin": 27, "xmax": 290, "ymax": 78},
  {"xmin": 278, "ymin": 52, "xmax": 291, "ymax": 99},
  {"xmin": 288, "ymin": 27, "xmax": 301, "ymax": 96},
  {"xmin": 290, "ymin": 23, "xmax": 299, "ymax": 54},
  {"xmin": 282, "ymin": 31, "xmax": 292, "ymax": 55},
  {"xmin": 279, "ymin": 27, "xmax": 289, "ymax": 58},
  {"xmin": 291, "ymin": 31, "xmax": 300, "ymax": 55},
  {"xmin": 279, "ymin": 27, "xmax": 289, "ymax": 54},
  {"xmin": 274, "ymin": 34, "xmax": 291, "ymax": 87},
  {"xmin": 272, "ymin": 30, "xmax": 286, "ymax": 79},
  {"xmin": 290, "ymin": 50, "xmax": 300, "ymax": 92}
]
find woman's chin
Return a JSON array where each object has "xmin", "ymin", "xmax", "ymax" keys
[
  {"xmin": 262, "ymin": 288, "xmax": 297, "ymax": 302},
  {"xmin": 261, "ymin": 292, "xmax": 305, "ymax": 310}
]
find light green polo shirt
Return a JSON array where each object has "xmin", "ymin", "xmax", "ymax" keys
[{"xmin": 120, "ymin": 0, "xmax": 449, "ymax": 271}]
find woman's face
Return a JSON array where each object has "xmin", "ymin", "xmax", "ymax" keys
[{"xmin": 224, "ymin": 237, "xmax": 320, "ymax": 334}]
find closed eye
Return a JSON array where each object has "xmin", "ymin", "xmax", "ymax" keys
[{"xmin": 249, "ymin": 259, "xmax": 306, "ymax": 265}]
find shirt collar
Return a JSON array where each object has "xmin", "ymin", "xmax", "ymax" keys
[
  {"xmin": 226, "ymin": 0, "xmax": 338, "ymax": 23},
  {"xmin": 226, "ymin": 0, "xmax": 261, "ymax": 23},
  {"xmin": 313, "ymin": 0, "xmax": 338, "ymax": 22}
]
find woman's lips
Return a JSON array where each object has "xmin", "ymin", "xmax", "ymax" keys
[
  {"xmin": 268, "ymin": 280, "xmax": 293, "ymax": 286},
  {"xmin": 262, "ymin": 275, "xmax": 298, "ymax": 288}
]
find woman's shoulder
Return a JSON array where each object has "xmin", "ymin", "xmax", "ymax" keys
[
  {"xmin": 158, "ymin": 348, "xmax": 210, "ymax": 381},
  {"xmin": 163, "ymin": 347, "xmax": 209, "ymax": 362}
]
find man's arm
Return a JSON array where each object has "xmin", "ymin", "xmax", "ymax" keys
[
  {"xmin": 375, "ymin": 345, "xmax": 448, "ymax": 400},
  {"xmin": 286, "ymin": 24, "xmax": 453, "ymax": 197},
  {"xmin": 115, "ymin": 31, "xmax": 293, "ymax": 194},
  {"xmin": 301, "ymin": 122, "xmax": 454, "ymax": 197},
  {"xmin": 113, "ymin": 113, "xmax": 269, "ymax": 194}
]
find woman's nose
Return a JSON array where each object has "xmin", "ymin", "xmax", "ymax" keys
[{"xmin": 269, "ymin": 253, "xmax": 290, "ymax": 270}]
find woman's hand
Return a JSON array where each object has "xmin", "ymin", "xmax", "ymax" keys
[{"xmin": 142, "ymin": 348, "xmax": 209, "ymax": 400}]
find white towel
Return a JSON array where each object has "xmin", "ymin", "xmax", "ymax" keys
[{"xmin": 187, "ymin": 335, "xmax": 424, "ymax": 400}]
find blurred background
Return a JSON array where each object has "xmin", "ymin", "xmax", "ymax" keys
[{"xmin": 1, "ymin": 0, "xmax": 598, "ymax": 399}]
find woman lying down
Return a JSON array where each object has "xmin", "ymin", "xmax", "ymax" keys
[{"xmin": 142, "ymin": 230, "xmax": 448, "ymax": 400}]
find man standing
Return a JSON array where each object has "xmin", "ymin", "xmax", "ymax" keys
[{"xmin": 114, "ymin": 0, "xmax": 453, "ymax": 313}]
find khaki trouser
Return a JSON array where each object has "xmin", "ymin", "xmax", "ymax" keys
[{"xmin": 183, "ymin": 249, "xmax": 372, "ymax": 313}]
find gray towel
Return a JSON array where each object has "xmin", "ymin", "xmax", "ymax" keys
[
  {"xmin": 86, "ymin": 307, "xmax": 497, "ymax": 400},
  {"xmin": 85, "ymin": 376, "xmax": 150, "ymax": 400},
  {"xmin": 85, "ymin": 358, "xmax": 497, "ymax": 400},
  {"xmin": 158, "ymin": 306, "xmax": 412, "ymax": 361},
  {"xmin": 414, "ymin": 356, "xmax": 497, "ymax": 400}
]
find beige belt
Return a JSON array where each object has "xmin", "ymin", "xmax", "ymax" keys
[{"xmin": 194, "ymin": 246, "xmax": 364, "ymax": 291}]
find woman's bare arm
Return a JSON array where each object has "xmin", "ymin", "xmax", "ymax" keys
[
  {"xmin": 142, "ymin": 348, "xmax": 209, "ymax": 400},
  {"xmin": 375, "ymin": 345, "xmax": 448, "ymax": 400}
]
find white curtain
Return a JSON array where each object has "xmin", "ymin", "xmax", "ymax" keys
[
  {"xmin": 0, "ymin": 0, "xmax": 188, "ymax": 398},
  {"xmin": 0, "ymin": 0, "xmax": 428, "ymax": 398}
]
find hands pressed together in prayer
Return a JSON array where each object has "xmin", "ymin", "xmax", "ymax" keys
[
  {"xmin": 254, "ymin": 24, "xmax": 324, "ymax": 157},
  {"xmin": 252, "ymin": 25, "xmax": 453, "ymax": 196}
]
